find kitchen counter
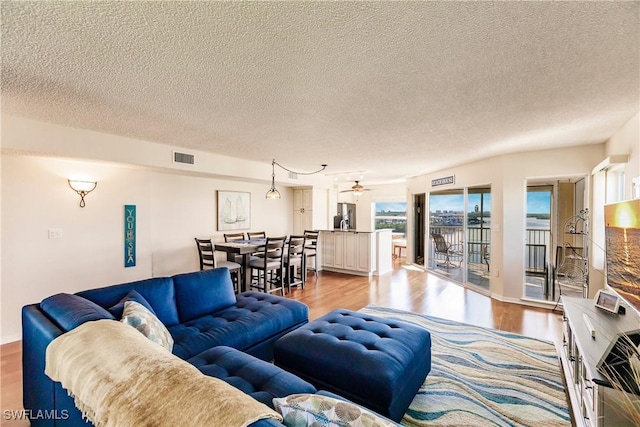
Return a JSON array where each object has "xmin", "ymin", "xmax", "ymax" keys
[{"xmin": 318, "ymin": 229, "xmax": 392, "ymax": 276}]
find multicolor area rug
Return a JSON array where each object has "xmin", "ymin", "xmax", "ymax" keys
[{"xmin": 359, "ymin": 306, "xmax": 571, "ymax": 427}]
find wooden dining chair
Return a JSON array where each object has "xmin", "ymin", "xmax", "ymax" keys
[
  {"xmin": 249, "ymin": 236, "xmax": 286, "ymax": 296},
  {"xmin": 224, "ymin": 232, "xmax": 246, "ymax": 242},
  {"xmin": 304, "ymin": 230, "xmax": 319, "ymax": 277},
  {"xmin": 284, "ymin": 235, "xmax": 306, "ymax": 292},
  {"xmin": 247, "ymin": 231, "xmax": 266, "ymax": 240},
  {"xmin": 194, "ymin": 238, "xmax": 241, "ymax": 293}
]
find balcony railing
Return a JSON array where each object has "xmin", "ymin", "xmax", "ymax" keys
[
  {"xmin": 428, "ymin": 226, "xmax": 551, "ymax": 273},
  {"xmin": 526, "ymin": 228, "xmax": 551, "ymax": 274},
  {"xmin": 429, "ymin": 225, "xmax": 490, "ymax": 264}
]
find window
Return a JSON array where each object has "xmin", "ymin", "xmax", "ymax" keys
[{"xmin": 375, "ymin": 202, "xmax": 407, "ymax": 235}]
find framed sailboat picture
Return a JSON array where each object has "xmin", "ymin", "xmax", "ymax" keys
[{"xmin": 217, "ymin": 191, "xmax": 251, "ymax": 231}]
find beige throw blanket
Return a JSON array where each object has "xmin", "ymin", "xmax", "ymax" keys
[{"xmin": 45, "ymin": 320, "xmax": 283, "ymax": 427}]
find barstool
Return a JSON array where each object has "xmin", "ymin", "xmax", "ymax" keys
[
  {"xmin": 303, "ymin": 230, "xmax": 319, "ymax": 277},
  {"xmin": 284, "ymin": 235, "xmax": 306, "ymax": 292},
  {"xmin": 249, "ymin": 236, "xmax": 286, "ymax": 296}
]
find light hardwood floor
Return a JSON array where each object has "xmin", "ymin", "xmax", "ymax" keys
[{"xmin": 0, "ymin": 260, "xmax": 563, "ymax": 426}]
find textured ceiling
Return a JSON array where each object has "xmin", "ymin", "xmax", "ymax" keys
[{"xmin": 2, "ymin": 1, "xmax": 639, "ymax": 184}]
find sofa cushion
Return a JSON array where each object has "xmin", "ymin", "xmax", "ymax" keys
[
  {"xmin": 170, "ymin": 291, "xmax": 308, "ymax": 360},
  {"xmin": 173, "ymin": 268, "xmax": 236, "ymax": 323},
  {"xmin": 188, "ymin": 346, "xmax": 316, "ymax": 408},
  {"xmin": 40, "ymin": 293, "xmax": 115, "ymax": 331},
  {"xmin": 77, "ymin": 277, "xmax": 180, "ymax": 327},
  {"xmin": 108, "ymin": 290, "xmax": 156, "ymax": 319},
  {"xmin": 121, "ymin": 301, "xmax": 174, "ymax": 351}
]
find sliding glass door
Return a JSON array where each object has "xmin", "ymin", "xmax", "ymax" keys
[
  {"xmin": 427, "ymin": 187, "xmax": 491, "ymax": 291},
  {"xmin": 524, "ymin": 178, "xmax": 586, "ymax": 302}
]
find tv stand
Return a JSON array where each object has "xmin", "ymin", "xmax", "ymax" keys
[{"xmin": 560, "ymin": 296, "xmax": 640, "ymax": 427}]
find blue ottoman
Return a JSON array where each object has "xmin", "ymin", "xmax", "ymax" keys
[
  {"xmin": 273, "ymin": 309, "xmax": 431, "ymax": 422},
  {"xmin": 188, "ymin": 346, "xmax": 317, "ymax": 408}
]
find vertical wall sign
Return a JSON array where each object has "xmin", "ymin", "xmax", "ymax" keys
[{"xmin": 124, "ymin": 205, "xmax": 136, "ymax": 267}]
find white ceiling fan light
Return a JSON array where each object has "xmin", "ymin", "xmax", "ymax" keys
[{"xmin": 340, "ymin": 181, "xmax": 373, "ymax": 197}]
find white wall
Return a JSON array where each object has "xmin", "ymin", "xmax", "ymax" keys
[
  {"xmin": 0, "ymin": 156, "xmax": 294, "ymax": 344},
  {"xmin": 605, "ymin": 112, "xmax": 640, "ymax": 198},
  {"xmin": 407, "ymin": 144, "xmax": 605, "ymax": 304}
]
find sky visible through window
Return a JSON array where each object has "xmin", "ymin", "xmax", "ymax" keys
[
  {"xmin": 527, "ymin": 191, "xmax": 551, "ymax": 214},
  {"xmin": 428, "ymin": 194, "xmax": 491, "ymax": 213},
  {"xmin": 427, "ymin": 192, "xmax": 549, "ymax": 214},
  {"xmin": 375, "ymin": 202, "xmax": 407, "ymax": 213}
]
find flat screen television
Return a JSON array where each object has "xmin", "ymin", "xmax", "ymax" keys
[{"xmin": 604, "ymin": 199, "xmax": 640, "ymax": 315}]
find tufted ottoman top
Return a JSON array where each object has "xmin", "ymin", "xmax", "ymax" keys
[{"xmin": 273, "ymin": 309, "xmax": 431, "ymax": 422}]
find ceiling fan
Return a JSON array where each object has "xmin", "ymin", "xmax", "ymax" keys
[{"xmin": 340, "ymin": 181, "xmax": 372, "ymax": 196}]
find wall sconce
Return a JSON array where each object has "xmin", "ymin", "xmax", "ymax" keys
[
  {"xmin": 266, "ymin": 159, "xmax": 327, "ymax": 199},
  {"xmin": 68, "ymin": 180, "xmax": 97, "ymax": 207}
]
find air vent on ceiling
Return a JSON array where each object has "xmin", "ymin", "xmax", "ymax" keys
[
  {"xmin": 173, "ymin": 151, "xmax": 195, "ymax": 165},
  {"xmin": 288, "ymin": 172, "xmax": 298, "ymax": 180}
]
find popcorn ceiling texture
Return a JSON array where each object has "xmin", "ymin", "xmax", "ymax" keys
[{"xmin": 2, "ymin": 1, "xmax": 638, "ymax": 182}]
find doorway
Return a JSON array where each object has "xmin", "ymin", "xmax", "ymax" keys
[
  {"xmin": 428, "ymin": 190, "xmax": 464, "ymax": 281},
  {"xmin": 524, "ymin": 177, "xmax": 586, "ymax": 302}
]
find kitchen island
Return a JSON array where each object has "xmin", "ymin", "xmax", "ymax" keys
[{"xmin": 318, "ymin": 229, "xmax": 392, "ymax": 276}]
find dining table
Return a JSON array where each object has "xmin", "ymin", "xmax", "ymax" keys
[{"xmin": 214, "ymin": 239, "xmax": 265, "ymax": 292}]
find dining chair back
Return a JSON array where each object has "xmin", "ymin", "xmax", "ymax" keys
[
  {"xmin": 249, "ymin": 236, "xmax": 286, "ymax": 295},
  {"xmin": 195, "ymin": 238, "xmax": 216, "ymax": 270},
  {"xmin": 224, "ymin": 232, "xmax": 246, "ymax": 242},
  {"xmin": 194, "ymin": 238, "xmax": 241, "ymax": 293},
  {"xmin": 247, "ymin": 231, "xmax": 266, "ymax": 240},
  {"xmin": 285, "ymin": 235, "xmax": 306, "ymax": 292}
]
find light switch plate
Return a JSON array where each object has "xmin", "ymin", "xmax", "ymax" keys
[{"xmin": 48, "ymin": 228, "xmax": 62, "ymax": 239}]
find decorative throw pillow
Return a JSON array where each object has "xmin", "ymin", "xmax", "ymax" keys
[
  {"xmin": 108, "ymin": 290, "xmax": 157, "ymax": 319},
  {"xmin": 273, "ymin": 394, "xmax": 397, "ymax": 427},
  {"xmin": 121, "ymin": 301, "xmax": 174, "ymax": 352}
]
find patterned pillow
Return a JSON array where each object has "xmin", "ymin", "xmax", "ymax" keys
[
  {"xmin": 121, "ymin": 301, "xmax": 174, "ymax": 352},
  {"xmin": 108, "ymin": 290, "xmax": 157, "ymax": 319},
  {"xmin": 273, "ymin": 394, "xmax": 397, "ymax": 427}
]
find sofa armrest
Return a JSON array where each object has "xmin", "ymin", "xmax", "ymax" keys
[{"xmin": 22, "ymin": 304, "xmax": 64, "ymax": 426}]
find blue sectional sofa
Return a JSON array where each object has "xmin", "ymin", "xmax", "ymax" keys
[{"xmin": 22, "ymin": 267, "xmax": 311, "ymax": 427}]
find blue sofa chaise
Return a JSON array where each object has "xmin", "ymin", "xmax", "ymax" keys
[{"xmin": 22, "ymin": 267, "xmax": 311, "ymax": 427}]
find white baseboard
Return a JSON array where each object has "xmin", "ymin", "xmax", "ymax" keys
[
  {"xmin": 1, "ymin": 334, "xmax": 21, "ymax": 345},
  {"xmin": 491, "ymin": 293, "xmax": 561, "ymax": 311}
]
